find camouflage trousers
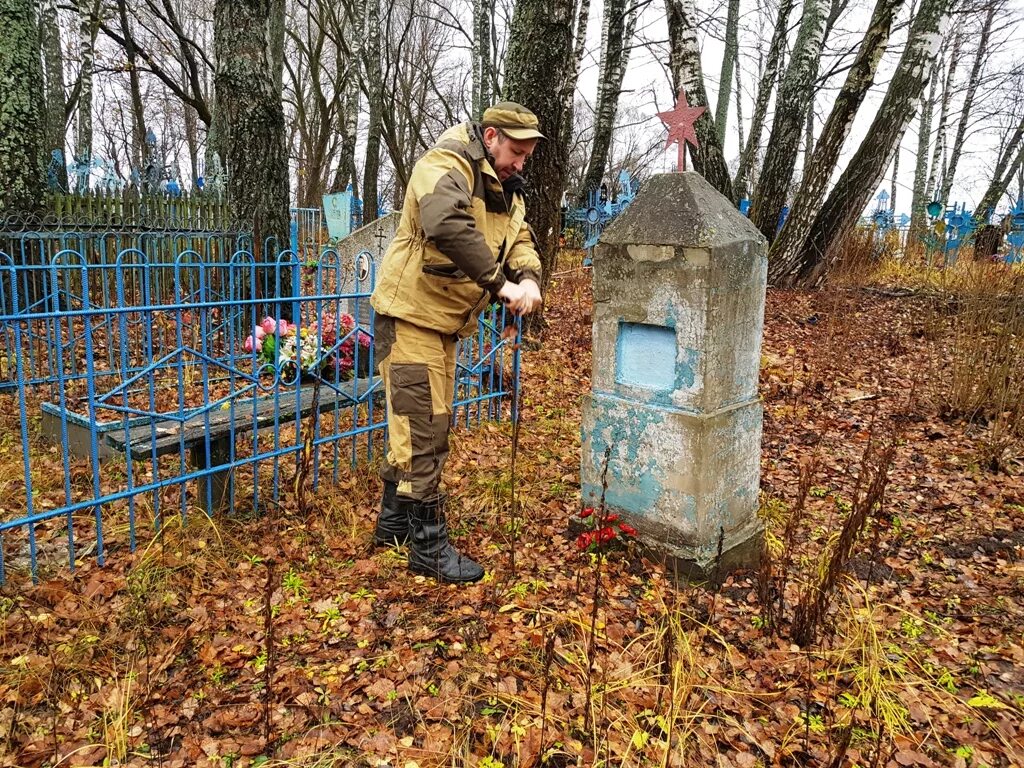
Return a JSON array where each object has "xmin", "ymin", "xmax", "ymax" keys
[{"xmin": 375, "ymin": 314, "xmax": 456, "ymax": 501}]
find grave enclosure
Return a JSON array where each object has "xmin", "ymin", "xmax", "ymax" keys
[{"xmin": 0, "ymin": 202, "xmax": 518, "ymax": 585}]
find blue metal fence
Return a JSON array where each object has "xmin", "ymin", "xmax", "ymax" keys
[{"xmin": 0, "ymin": 240, "xmax": 520, "ymax": 585}]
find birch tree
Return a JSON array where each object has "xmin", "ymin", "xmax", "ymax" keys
[
  {"xmin": 733, "ymin": 0, "xmax": 796, "ymax": 202},
  {"xmin": 714, "ymin": 0, "xmax": 740, "ymax": 145},
  {"xmin": 975, "ymin": 108, "xmax": 1024, "ymax": 217},
  {"xmin": 580, "ymin": 0, "xmax": 641, "ymax": 198},
  {"xmin": 39, "ymin": 0, "xmax": 67, "ymax": 189},
  {"xmin": 941, "ymin": 2, "xmax": 997, "ymax": 206},
  {"xmin": 769, "ymin": 0, "xmax": 952, "ymax": 287},
  {"xmin": 664, "ymin": 0, "xmax": 732, "ymax": 198},
  {"xmin": 910, "ymin": 61, "xmax": 938, "ymax": 234},
  {"xmin": 748, "ymin": 0, "xmax": 828, "ymax": 243},
  {"xmin": 926, "ymin": 32, "xmax": 961, "ymax": 201},
  {"xmin": 769, "ymin": 0, "xmax": 907, "ymax": 268},
  {"xmin": 0, "ymin": 0, "xmax": 46, "ymax": 212},
  {"xmin": 74, "ymin": 0, "xmax": 102, "ymax": 179}
]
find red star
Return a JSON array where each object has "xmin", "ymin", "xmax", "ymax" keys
[{"xmin": 657, "ymin": 89, "xmax": 706, "ymax": 172}]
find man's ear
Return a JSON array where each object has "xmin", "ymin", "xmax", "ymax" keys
[{"xmin": 482, "ymin": 126, "xmax": 498, "ymax": 145}]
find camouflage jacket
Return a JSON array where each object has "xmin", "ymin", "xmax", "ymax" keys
[{"xmin": 370, "ymin": 122, "xmax": 542, "ymax": 337}]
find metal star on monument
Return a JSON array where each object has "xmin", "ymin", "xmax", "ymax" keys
[{"xmin": 657, "ymin": 89, "xmax": 706, "ymax": 172}]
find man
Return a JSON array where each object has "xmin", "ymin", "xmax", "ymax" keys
[{"xmin": 369, "ymin": 102, "xmax": 544, "ymax": 584}]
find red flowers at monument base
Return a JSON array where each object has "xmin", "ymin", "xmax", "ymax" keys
[{"xmin": 576, "ymin": 507, "xmax": 637, "ymax": 552}]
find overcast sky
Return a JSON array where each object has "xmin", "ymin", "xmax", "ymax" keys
[{"xmin": 569, "ymin": 0, "xmax": 1024, "ymax": 216}]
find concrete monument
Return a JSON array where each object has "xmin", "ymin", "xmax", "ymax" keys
[{"xmin": 580, "ymin": 171, "xmax": 768, "ymax": 579}]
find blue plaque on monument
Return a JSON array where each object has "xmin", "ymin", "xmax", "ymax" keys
[{"xmin": 616, "ymin": 322, "xmax": 677, "ymax": 391}]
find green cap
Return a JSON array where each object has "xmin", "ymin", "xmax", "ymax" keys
[{"xmin": 481, "ymin": 102, "xmax": 545, "ymax": 140}]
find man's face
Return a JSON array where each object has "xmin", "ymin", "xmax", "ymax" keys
[{"xmin": 483, "ymin": 127, "xmax": 538, "ymax": 181}]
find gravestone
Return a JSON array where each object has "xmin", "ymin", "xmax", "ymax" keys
[{"xmin": 580, "ymin": 171, "xmax": 768, "ymax": 580}]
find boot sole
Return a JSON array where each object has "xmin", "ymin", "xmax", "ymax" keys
[{"xmin": 408, "ymin": 562, "xmax": 484, "ymax": 584}]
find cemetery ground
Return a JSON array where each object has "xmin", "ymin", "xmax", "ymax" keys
[{"xmin": 2, "ymin": 253, "xmax": 1023, "ymax": 768}]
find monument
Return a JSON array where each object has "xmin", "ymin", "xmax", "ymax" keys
[{"xmin": 579, "ymin": 170, "xmax": 768, "ymax": 579}]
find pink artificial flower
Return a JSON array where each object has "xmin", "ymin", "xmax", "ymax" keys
[
  {"xmin": 358, "ymin": 331, "xmax": 371, "ymax": 348},
  {"xmin": 244, "ymin": 334, "xmax": 255, "ymax": 352},
  {"xmin": 260, "ymin": 316, "xmax": 277, "ymax": 335},
  {"xmin": 255, "ymin": 326, "xmax": 267, "ymax": 341}
]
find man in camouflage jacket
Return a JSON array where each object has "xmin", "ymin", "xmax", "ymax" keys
[{"xmin": 369, "ymin": 102, "xmax": 544, "ymax": 583}]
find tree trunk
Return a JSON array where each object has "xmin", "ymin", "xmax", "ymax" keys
[
  {"xmin": 580, "ymin": 0, "xmax": 637, "ymax": 198},
  {"xmin": 889, "ymin": 142, "xmax": 900, "ymax": 214},
  {"xmin": 748, "ymin": 0, "xmax": 827, "ymax": 244},
  {"xmin": 771, "ymin": 0, "xmax": 951, "ymax": 288},
  {"xmin": 664, "ymin": 0, "xmax": 732, "ymax": 198},
  {"xmin": 714, "ymin": 0, "xmax": 740, "ymax": 145},
  {"xmin": 472, "ymin": 0, "xmax": 493, "ymax": 116},
  {"xmin": 941, "ymin": 4, "xmax": 994, "ymax": 207},
  {"xmin": 0, "ymin": 0, "xmax": 46, "ymax": 213},
  {"xmin": 503, "ymin": 0, "xmax": 576, "ymax": 299},
  {"xmin": 909, "ymin": 61, "xmax": 938, "ymax": 235},
  {"xmin": 926, "ymin": 32, "xmax": 960, "ymax": 201},
  {"xmin": 769, "ymin": 0, "xmax": 905, "ymax": 270},
  {"xmin": 734, "ymin": 48, "xmax": 745, "ymax": 157},
  {"xmin": 362, "ymin": 0, "xmax": 382, "ymax": 224},
  {"xmin": 214, "ymin": 0, "xmax": 291, "ymax": 274},
  {"xmin": 733, "ymin": 0, "xmax": 795, "ymax": 202},
  {"xmin": 116, "ymin": 0, "xmax": 147, "ymax": 172},
  {"xmin": 975, "ymin": 120, "xmax": 1024, "ymax": 218},
  {"xmin": 561, "ymin": 0, "xmax": 592, "ymax": 168},
  {"xmin": 75, "ymin": 0, "xmax": 100, "ymax": 184},
  {"xmin": 39, "ymin": 0, "xmax": 67, "ymax": 191}
]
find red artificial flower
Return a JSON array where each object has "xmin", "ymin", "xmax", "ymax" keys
[
  {"xmin": 618, "ymin": 523, "xmax": 638, "ymax": 537},
  {"xmin": 576, "ymin": 531, "xmax": 594, "ymax": 550},
  {"xmin": 604, "ymin": 513, "xmax": 620, "ymax": 524},
  {"xmin": 580, "ymin": 507, "xmax": 595, "ymax": 519},
  {"xmin": 597, "ymin": 526, "xmax": 617, "ymax": 544}
]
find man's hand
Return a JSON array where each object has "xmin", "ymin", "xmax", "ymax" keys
[
  {"xmin": 497, "ymin": 280, "xmax": 526, "ymax": 314},
  {"xmin": 519, "ymin": 279, "xmax": 542, "ymax": 314}
]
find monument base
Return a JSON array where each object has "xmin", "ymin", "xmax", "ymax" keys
[{"xmin": 580, "ymin": 391, "xmax": 763, "ymax": 576}]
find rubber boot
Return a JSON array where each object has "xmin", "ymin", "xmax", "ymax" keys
[
  {"xmin": 373, "ymin": 480, "xmax": 411, "ymax": 547},
  {"xmin": 408, "ymin": 496, "xmax": 484, "ymax": 583}
]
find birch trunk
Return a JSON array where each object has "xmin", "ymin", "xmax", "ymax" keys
[
  {"xmin": 909, "ymin": 61, "xmax": 938, "ymax": 235},
  {"xmin": 733, "ymin": 0, "xmax": 796, "ymax": 202},
  {"xmin": 769, "ymin": 0, "xmax": 905, "ymax": 271},
  {"xmin": 975, "ymin": 116, "xmax": 1024, "ymax": 218},
  {"xmin": 771, "ymin": 0, "xmax": 952, "ymax": 288},
  {"xmin": 39, "ymin": 0, "xmax": 67, "ymax": 190},
  {"xmin": 75, "ymin": 0, "xmax": 101, "ymax": 180},
  {"xmin": 749, "ymin": 0, "xmax": 828, "ymax": 243},
  {"xmin": 734, "ymin": 48, "xmax": 745, "ymax": 156},
  {"xmin": 664, "ymin": 0, "xmax": 733, "ymax": 198},
  {"xmin": 926, "ymin": 32, "xmax": 960, "ymax": 200},
  {"xmin": 580, "ymin": 0, "xmax": 637, "ymax": 197},
  {"xmin": 0, "ymin": 0, "xmax": 46, "ymax": 212},
  {"xmin": 714, "ymin": 0, "xmax": 740, "ymax": 145},
  {"xmin": 941, "ymin": 5, "xmax": 994, "ymax": 206}
]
